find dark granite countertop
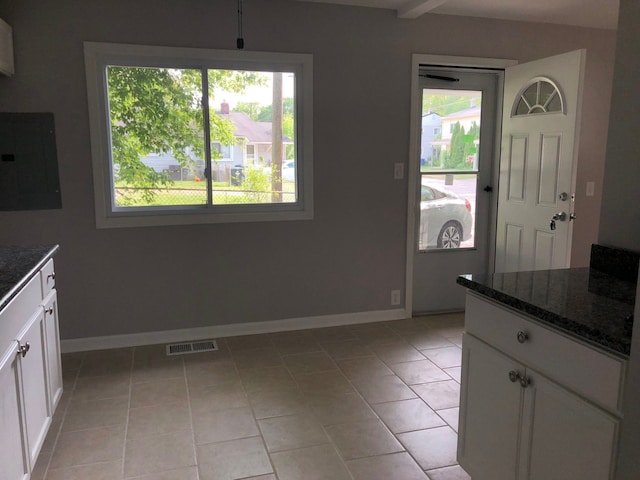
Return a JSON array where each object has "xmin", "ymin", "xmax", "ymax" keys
[
  {"xmin": 0, "ymin": 245, "xmax": 59, "ymax": 312},
  {"xmin": 457, "ymin": 268, "xmax": 635, "ymax": 358}
]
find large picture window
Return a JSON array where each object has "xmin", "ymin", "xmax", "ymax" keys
[{"xmin": 84, "ymin": 43, "xmax": 313, "ymax": 228}]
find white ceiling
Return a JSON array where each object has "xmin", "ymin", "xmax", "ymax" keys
[{"xmin": 295, "ymin": 0, "xmax": 619, "ymax": 30}]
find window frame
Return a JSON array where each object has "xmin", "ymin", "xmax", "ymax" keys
[{"xmin": 84, "ymin": 41, "xmax": 314, "ymax": 228}]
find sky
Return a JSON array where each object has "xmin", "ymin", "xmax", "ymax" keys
[{"xmin": 213, "ymin": 71, "xmax": 296, "ymax": 109}]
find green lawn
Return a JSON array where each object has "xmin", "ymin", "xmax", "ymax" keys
[{"xmin": 114, "ymin": 179, "xmax": 296, "ymax": 207}]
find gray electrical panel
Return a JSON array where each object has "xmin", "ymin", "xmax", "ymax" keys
[{"xmin": 0, "ymin": 112, "xmax": 61, "ymax": 210}]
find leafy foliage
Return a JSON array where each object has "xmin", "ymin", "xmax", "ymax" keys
[
  {"xmin": 242, "ymin": 166, "xmax": 272, "ymax": 203},
  {"xmin": 423, "ymin": 94, "xmax": 481, "ymax": 116},
  {"xmin": 106, "ymin": 66, "xmax": 265, "ymax": 202},
  {"xmin": 445, "ymin": 121, "xmax": 480, "ymax": 169}
]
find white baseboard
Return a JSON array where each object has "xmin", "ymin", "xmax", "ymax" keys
[{"xmin": 60, "ymin": 308, "xmax": 409, "ymax": 353}]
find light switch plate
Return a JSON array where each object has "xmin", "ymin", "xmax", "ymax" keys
[
  {"xmin": 0, "ymin": 18, "xmax": 14, "ymax": 76},
  {"xmin": 394, "ymin": 163, "xmax": 404, "ymax": 180}
]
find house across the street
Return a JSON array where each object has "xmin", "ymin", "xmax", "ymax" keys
[{"xmin": 141, "ymin": 101, "xmax": 293, "ymax": 182}]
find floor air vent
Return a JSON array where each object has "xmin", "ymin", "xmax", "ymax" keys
[{"xmin": 166, "ymin": 340, "xmax": 219, "ymax": 356}]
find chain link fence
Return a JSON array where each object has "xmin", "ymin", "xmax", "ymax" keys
[{"xmin": 114, "ymin": 186, "xmax": 295, "ymax": 207}]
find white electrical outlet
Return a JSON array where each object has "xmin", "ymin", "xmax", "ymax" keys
[
  {"xmin": 586, "ymin": 181, "xmax": 595, "ymax": 197},
  {"xmin": 391, "ymin": 289, "xmax": 401, "ymax": 306},
  {"xmin": 394, "ymin": 163, "xmax": 404, "ymax": 180}
]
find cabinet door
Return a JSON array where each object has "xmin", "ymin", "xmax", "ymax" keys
[
  {"xmin": 16, "ymin": 309, "xmax": 51, "ymax": 469},
  {"xmin": 43, "ymin": 290, "xmax": 63, "ymax": 410},
  {"xmin": 0, "ymin": 347, "xmax": 29, "ymax": 480},
  {"xmin": 458, "ymin": 334, "xmax": 524, "ymax": 480},
  {"xmin": 520, "ymin": 372, "xmax": 619, "ymax": 480}
]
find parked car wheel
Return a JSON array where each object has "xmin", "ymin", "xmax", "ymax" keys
[{"xmin": 437, "ymin": 221, "xmax": 463, "ymax": 248}]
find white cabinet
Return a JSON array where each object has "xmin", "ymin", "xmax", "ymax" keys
[
  {"xmin": 43, "ymin": 290, "xmax": 63, "ymax": 410},
  {"xmin": 521, "ymin": 370, "xmax": 618, "ymax": 479},
  {"xmin": 17, "ymin": 309, "xmax": 51, "ymax": 468},
  {"xmin": 458, "ymin": 334, "xmax": 522, "ymax": 479},
  {"xmin": 459, "ymin": 292, "xmax": 624, "ymax": 480},
  {"xmin": 0, "ymin": 258, "xmax": 62, "ymax": 480},
  {"xmin": 0, "ymin": 347, "xmax": 29, "ymax": 480}
]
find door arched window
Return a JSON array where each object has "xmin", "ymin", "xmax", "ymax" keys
[{"xmin": 512, "ymin": 77, "xmax": 564, "ymax": 116}]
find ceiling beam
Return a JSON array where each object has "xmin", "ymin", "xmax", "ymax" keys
[{"xmin": 397, "ymin": 0, "xmax": 449, "ymax": 19}]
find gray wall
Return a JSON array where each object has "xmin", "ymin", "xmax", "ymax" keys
[
  {"xmin": 599, "ymin": 0, "xmax": 640, "ymax": 476},
  {"xmin": 0, "ymin": 0, "xmax": 616, "ymax": 340},
  {"xmin": 599, "ymin": 0, "xmax": 640, "ymax": 251}
]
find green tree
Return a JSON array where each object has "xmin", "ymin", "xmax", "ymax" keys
[
  {"xmin": 235, "ymin": 101, "xmax": 262, "ymax": 120},
  {"xmin": 461, "ymin": 122, "xmax": 480, "ymax": 169},
  {"xmin": 423, "ymin": 95, "xmax": 481, "ymax": 116},
  {"xmin": 255, "ymin": 97, "xmax": 295, "ymax": 121},
  {"xmin": 447, "ymin": 122, "xmax": 466, "ymax": 168},
  {"xmin": 107, "ymin": 67, "xmax": 265, "ymax": 201}
]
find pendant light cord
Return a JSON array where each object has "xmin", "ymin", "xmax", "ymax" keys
[{"xmin": 237, "ymin": 0, "xmax": 244, "ymax": 49}]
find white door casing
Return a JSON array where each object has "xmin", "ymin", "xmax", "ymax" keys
[
  {"xmin": 406, "ymin": 54, "xmax": 515, "ymax": 317},
  {"xmin": 495, "ymin": 50, "xmax": 586, "ymax": 273},
  {"xmin": 411, "ymin": 68, "xmax": 500, "ymax": 313}
]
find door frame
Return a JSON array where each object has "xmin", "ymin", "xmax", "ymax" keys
[{"xmin": 405, "ymin": 54, "xmax": 517, "ymax": 316}]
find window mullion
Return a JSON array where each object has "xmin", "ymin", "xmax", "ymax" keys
[{"xmin": 201, "ymin": 68, "xmax": 213, "ymax": 207}]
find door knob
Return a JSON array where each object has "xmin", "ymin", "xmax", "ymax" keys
[
  {"xmin": 552, "ymin": 212, "xmax": 567, "ymax": 221},
  {"xmin": 17, "ymin": 342, "xmax": 30, "ymax": 358}
]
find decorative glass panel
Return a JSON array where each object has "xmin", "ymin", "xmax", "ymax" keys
[{"xmin": 513, "ymin": 78, "xmax": 564, "ymax": 116}]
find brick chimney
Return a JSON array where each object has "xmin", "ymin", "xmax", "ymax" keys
[{"xmin": 221, "ymin": 101, "xmax": 230, "ymax": 114}]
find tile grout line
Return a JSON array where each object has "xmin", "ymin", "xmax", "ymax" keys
[
  {"xmin": 182, "ymin": 352, "xmax": 201, "ymax": 480},
  {"xmin": 119, "ymin": 349, "xmax": 135, "ymax": 480},
  {"xmin": 230, "ymin": 343, "xmax": 280, "ymax": 480},
  {"xmin": 40, "ymin": 352, "xmax": 83, "ymax": 480},
  {"xmin": 352, "ymin": 322, "xmax": 464, "ymax": 476},
  {"xmin": 271, "ymin": 332, "xmax": 355, "ymax": 480}
]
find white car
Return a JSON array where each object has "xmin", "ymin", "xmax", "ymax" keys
[
  {"xmin": 419, "ymin": 183, "xmax": 473, "ymax": 249},
  {"xmin": 263, "ymin": 161, "xmax": 295, "ymax": 182},
  {"xmin": 281, "ymin": 160, "xmax": 295, "ymax": 182}
]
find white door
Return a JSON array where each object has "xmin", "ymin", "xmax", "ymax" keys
[
  {"xmin": 412, "ymin": 69, "xmax": 499, "ymax": 313},
  {"xmin": 495, "ymin": 50, "xmax": 585, "ymax": 272}
]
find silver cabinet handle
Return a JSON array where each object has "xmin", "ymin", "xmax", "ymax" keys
[
  {"xmin": 17, "ymin": 342, "xmax": 31, "ymax": 358},
  {"xmin": 508, "ymin": 370, "xmax": 531, "ymax": 388},
  {"xmin": 517, "ymin": 331, "xmax": 529, "ymax": 344}
]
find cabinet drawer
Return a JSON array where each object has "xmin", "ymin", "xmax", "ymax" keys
[
  {"xmin": 0, "ymin": 274, "xmax": 42, "ymax": 349},
  {"xmin": 40, "ymin": 259, "xmax": 56, "ymax": 297},
  {"xmin": 465, "ymin": 292, "xmax": 625, "ymax": 413}
]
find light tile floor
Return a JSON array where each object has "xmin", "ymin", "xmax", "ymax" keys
[{"xmin": 33, "ymin": 313, "xmax": 472, "ymax": 480}]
